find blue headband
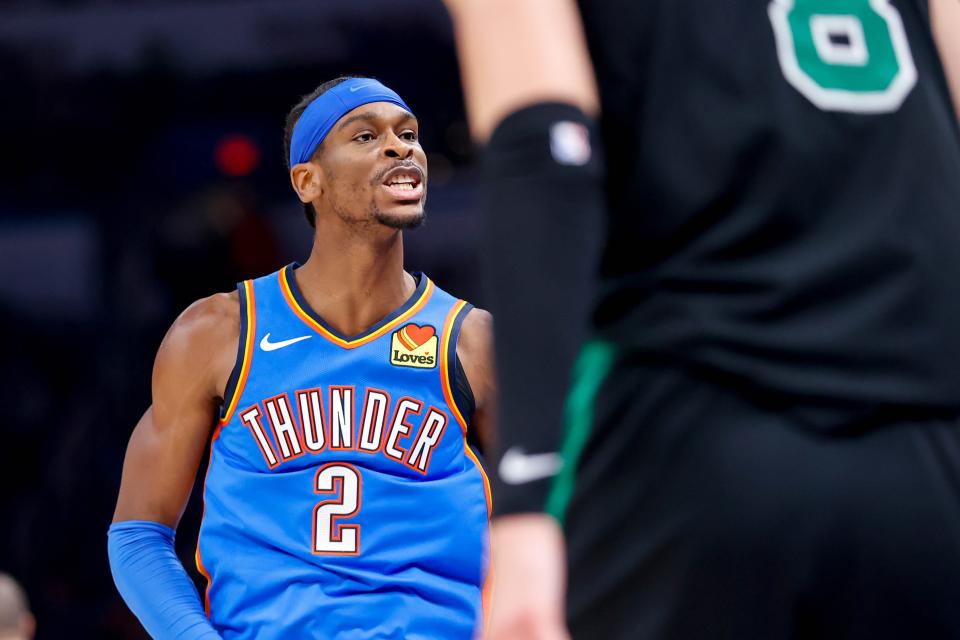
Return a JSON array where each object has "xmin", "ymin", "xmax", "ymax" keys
[{"xmin": 289, "ymin": 78, "xmax": 413, "ymax": 167}]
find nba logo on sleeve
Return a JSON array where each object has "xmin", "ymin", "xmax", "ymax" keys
[{"xmin": 390, "ymin": 323, "xmax": 438, "ymax": 369}]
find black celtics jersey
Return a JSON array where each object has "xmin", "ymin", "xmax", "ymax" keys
[{"xmin": 580, "ymin": 0, "xmax": 960, "ymax": 418}]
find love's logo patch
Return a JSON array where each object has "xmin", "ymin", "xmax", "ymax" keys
[{"xmin": 390, "ymin": 323, "xmax": 438, "ymax": 369}]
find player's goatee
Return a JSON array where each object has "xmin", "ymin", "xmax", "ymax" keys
[{"xmin": 376, "ymin": 210, "xmax": 426, "ymax": 230}]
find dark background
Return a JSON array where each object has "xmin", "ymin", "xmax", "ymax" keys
[{"xmin": 0, "ymin": 1, "xmax": 482, "ymax": 636}]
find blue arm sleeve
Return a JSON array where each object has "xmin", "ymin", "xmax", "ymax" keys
[{"xmin": 107, "ymin": 520, "xmax": 222, "ymax": 640}]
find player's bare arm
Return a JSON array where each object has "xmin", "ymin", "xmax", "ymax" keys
[
  {"xmin": 445, "ymin": 2, "xmax": 605, "ymax": 639},
  {"xmin": 109, "ymin": 292, "xmax": 238, "ymax": 638},
  {"xmin": 457, "ymin": 307, "xmax": 496, "ymax": 453},
  {"xmin": 932, "ymin": 0, "xmax": 960, "ymax": 118},
  {"xmin": 445, "ymin": 0, "xmax": 598, "ymax": 142},
  {"xmin": 113, "ymin": 292, "xmax": 239, "ymax": 526}
]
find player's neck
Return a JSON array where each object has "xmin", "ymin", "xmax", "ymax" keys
[{"xmin": 295, "ymin": 226, "xmax": 416, "ymax": 338}]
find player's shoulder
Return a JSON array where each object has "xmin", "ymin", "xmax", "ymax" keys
[
  {"xmin": 456, "ymin": 307, "xmax": 495, "ymax": 413},
  {"xmin": 156, "ymin": 290, "xmax": 241, "ymax": 376},
  {"xmin": 460, "ymin": 307, "xmax": 493, "ymax": 346},
  {"xmin": 457, "ymin": 308, "xmax": 494, "ymax": 373},
  {"xmin": 172, "ymin": 291, "xmax": 240, "ymax": 344}
]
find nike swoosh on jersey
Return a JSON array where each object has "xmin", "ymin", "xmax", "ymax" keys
[
  {"xmin": 498, "ymin": 448, "xmax": 564, "ymax": 485},
  {"xmin": 259, "ymin": 333, "xmax": 312, "ymax": 352}
]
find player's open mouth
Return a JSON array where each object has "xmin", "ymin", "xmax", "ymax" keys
[{"xmin": 381, "ymin": 166, "xmax": 424, "ymax": 202}]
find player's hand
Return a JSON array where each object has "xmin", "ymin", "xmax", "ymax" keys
[{"xmin": 488, "ymin": 514, "xmax": 570, "ymax": 640}]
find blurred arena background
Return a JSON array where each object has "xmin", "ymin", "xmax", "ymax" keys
[{"xmin": 0, "ymin": 1, "xmax": 479, "ymax": 636}]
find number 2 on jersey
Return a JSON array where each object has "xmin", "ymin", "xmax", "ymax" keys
[
  {"xmin": 769, "ymin": 0, "xmax": 917, "ymax": 113},
  {"xmin": 313, "ymin": 463, "xmax": 361, "ymax": 555}
]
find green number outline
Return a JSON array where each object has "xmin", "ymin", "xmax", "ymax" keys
[{"xmin": 768, "ymin": 0, "xmax": 917, "ymax": 113}]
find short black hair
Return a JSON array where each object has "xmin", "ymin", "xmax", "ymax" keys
[{"xmin": 283, "ymin": 75, "xmax": 368, "ymax": 228}]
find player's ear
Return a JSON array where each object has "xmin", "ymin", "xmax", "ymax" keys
[{"xmin": 290, "ymin": 162, "xmax": 323, "ymax": 205}]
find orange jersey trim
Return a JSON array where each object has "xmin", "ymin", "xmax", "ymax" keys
[
  {"xmin": 220, "ymin": 280, "xmax": 256, "ymax": 425},
  {"xmin": 195, "ymin": 420, "xmax": 224, "ymax": 617},
  {"xmin": 196, "ymin": 280, "xmax": 255, "ymax": 618},
  {"xmin": 278, "ymin": 269, "xmax": 435, "ymax": 350},
  {"xmin": 440, "ymin": 299, "xmax": 492, "ymax": 510},
  {"xmin": 440, "ymin": 301, "xmax": 471, "ymax": 435},
  {"xmin": 440, "ymin": 299, "xmax": 494, "ymax": 633}
]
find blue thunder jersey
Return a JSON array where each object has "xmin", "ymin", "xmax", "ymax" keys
[{"xmin": 195, "ymin": 264, "xmax": 491, "ymax": 639}]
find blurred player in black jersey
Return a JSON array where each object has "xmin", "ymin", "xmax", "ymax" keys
[{"xmin": 445, "ymin": 0, "xmax": 960, "ymax": 638}]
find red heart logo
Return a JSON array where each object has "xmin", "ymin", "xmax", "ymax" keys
[{"xmin": 399, "ymin": 323, "xmax": 435, "ymax": 350}]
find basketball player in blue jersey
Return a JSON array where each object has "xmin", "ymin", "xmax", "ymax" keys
[{"xmin": 107, "ymin": 76, "xmax": 495, "ymax": 640}]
